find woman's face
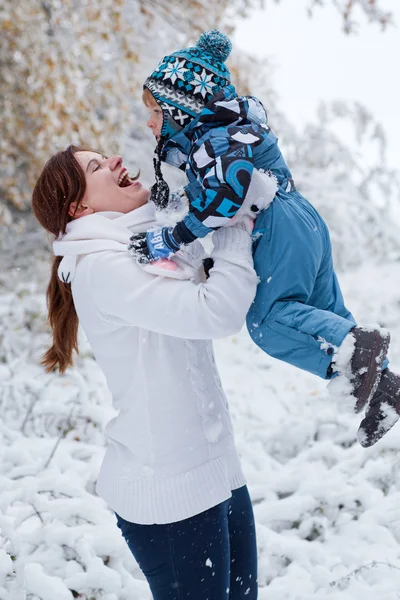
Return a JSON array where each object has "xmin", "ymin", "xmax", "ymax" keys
[{"xmin": 70, "ymin": 151, "xmax": 150, "ymax": 218}]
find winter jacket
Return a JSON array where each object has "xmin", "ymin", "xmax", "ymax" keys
[
  {"xmin": 53, "ymin": 202, "xmax": 258, "ymax": 524},
  {"xmin": 160, "ymin": 88, "xmax": 294, "ymax": 240},
  {"xmin": 158, "ymin": 89, "xmax": 359, "ymax": 380}
]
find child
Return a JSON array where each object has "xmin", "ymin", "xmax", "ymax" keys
[{"xmin": 129, "ymin": 30, "xmax": 400, "ymax": 448}]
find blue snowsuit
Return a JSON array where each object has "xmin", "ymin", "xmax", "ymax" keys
[{"xmin": 160, "ymin": 89, "xmax": 358, "ymax": 379}]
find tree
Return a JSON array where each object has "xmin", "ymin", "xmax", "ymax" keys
[
  {"xmin": 0, "ymin": 0, "xmax": 263, "ymax": 224},
  {"xmin": 1, "ymin": 1, "xmax": 138, "ymax": 214},
  {"xmin": 0, "ymin": 0, "xmax": 393, "ymax": 222},
  {"xmin": 281, "ymin": 99, "xmax": 400, "ymax": 270},
  {"xmin": 295, "ymin": 0, "xmax": 392, "ymax": 33}
]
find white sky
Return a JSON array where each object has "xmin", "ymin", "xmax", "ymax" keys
[{"xmin": 234, "ymin": 0, "xmax": 399, "ymax": 169}]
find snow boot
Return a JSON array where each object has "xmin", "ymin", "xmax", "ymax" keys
[
  {"xmin": 357, "ymin": 368, "xmax": 400, "ymax": 448},
  {"xmin": 331, "ymin": 327, "xmax": 390, "ymax": 413},
  {"xmin": 351, "ymin": 327, "xmax": 390, "ymax": 412}
]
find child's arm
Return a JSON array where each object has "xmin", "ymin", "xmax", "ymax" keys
[
  {"xmin": 129, "ymin": 128, "xmax": 274, "ymax": 263},
  {"xmin": 176, "ymin": 132, "xmax": 257, "ymax": 240}
]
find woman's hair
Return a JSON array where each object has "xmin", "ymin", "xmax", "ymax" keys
[
  {"xmin": 142, "ymin": 87, "xmax": 159, "ymax": 107},
  {"xmin": 32, "ymin": 144, "xmax": 92, "ymax": 374}
]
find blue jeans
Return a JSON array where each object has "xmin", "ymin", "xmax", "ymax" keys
[{"xmin": 115, "ymin": 485, "xmax": 258, "ymax": 600}]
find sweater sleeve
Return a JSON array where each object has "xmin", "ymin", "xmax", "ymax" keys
[{"xmin": 87, "ymin": 225, "xmax": 258, "ymax": 340}]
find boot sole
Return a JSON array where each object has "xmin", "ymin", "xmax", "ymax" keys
[
  {"xmin": 358, "ymin": 408, "xmax": 400, "ymax": 448},
  {"xmin": 358, "ymin": 369, "xmax": 400, "ymax": 447},
  {"xmin": 354, "ymin": 330, "xmax": 391, "ymax": 413}
]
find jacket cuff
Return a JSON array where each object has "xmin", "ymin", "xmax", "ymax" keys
[{"xmin": 172, "ymin": 221, "xmax": 198, "ymax": 245}]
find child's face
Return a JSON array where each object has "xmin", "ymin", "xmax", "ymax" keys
[{"xmin": 146, "ymin": 104, "xmax": 163, "ymax": 140}]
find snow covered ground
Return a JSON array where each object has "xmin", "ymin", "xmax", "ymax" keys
[{"xmin": 1, "ymin": 253, "xmax": 400, "ymax": 600}]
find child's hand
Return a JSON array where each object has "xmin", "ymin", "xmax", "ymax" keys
[{"xmin": 128, "ymin": 226, "xmax": 181, "ymax": 264}]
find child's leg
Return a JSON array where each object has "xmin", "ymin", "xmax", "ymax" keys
[{"xmin": 247, "ymin": 194, "xmax": 356, "ymax": 379}]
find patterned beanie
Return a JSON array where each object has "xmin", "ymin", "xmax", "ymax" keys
[{"xmin": 144, "ymin": 30, "xmax": 236, "ymax": 140}]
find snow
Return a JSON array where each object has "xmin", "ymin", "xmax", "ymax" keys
[
  {"xmin": 2, "ymin": 259, "xmax": 400, "ymax": 599},
  {"xmin": 327, "ymin": 330, "xmax": 354, "ymax": 411},
  {"xmin": 24, "ymin": 563, "xmax": 74, "ymax": 600}
]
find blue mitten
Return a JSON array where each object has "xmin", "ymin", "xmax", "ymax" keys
[{"xmin": 128, "ymin": 226, "xmax": 181, "ymax": 264}]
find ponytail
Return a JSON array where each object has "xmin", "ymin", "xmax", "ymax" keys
[
  {"xmin": 41, "ymin": 256, "xmax": 79, "ymax": 373},
  {"xmin": 32, "ymin": 145, "xmax": 90, "ymax": 373}
]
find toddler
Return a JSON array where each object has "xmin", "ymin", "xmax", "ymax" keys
[{"xmin": 129, "ymin": 30, "xmax": 400, "ymax": 447}]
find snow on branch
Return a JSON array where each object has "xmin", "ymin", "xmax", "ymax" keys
[
  {"xmin": 306, "ymin": 0, "xmax": 393, "ymax": 33},
  {"xmin": 0, "ymin": 0, "xmax": 263, "ymax": 218},
  {"xmin": 0, "ymin": 277, "xmax": 147, "ymax": 599},
  {"xmin": 277, "ymin": 98, "xmax": 400, "ymax": 271}
]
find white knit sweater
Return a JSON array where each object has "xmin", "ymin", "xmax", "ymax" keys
[{"xmin": 53, "ymin": 202, "xmax": 258, "ymax": 524}]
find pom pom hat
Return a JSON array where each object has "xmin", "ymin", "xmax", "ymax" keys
[
  {"xmin": 144, "ymin": 30, "xmax": 236, "ymax": 140},
  {"xmin": 196, "ymin": 30, "xmax": 232, "ymax": 62}
]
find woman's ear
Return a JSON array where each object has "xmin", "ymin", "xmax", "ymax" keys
[{"xmin": 68, "ymin": 201, "xmax": 94, "ymax": 219}]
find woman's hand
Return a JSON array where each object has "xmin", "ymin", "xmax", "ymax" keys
[
  {"xmin": 224, "ymin": 215, "xmax": 254, "ymax": 234},
  {"xmin": 128, "ymin": 226, "xmax": 181, "ymax": 264}
]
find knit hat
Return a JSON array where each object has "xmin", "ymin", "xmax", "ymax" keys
[{"xmin": 144, "ymin": 30, "xmax": 235, "ymax": 140}]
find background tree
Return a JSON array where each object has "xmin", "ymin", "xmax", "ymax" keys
[
  {"xmin": 304, "ymin": 0, "xmax": 392, "ymax": 33},
  {"xmin": 0, "ymin": 0, "xmax": 393, "ymax": 220},
  {"xmin": 0, "ymin": 0, "xmax": 262, "ymax": 222}
]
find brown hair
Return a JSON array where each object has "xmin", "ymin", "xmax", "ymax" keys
[
  {"xmin": 142, "ymin": 87, "xmax": 160, "ymax": 107},
  {"xmin": 32, "ymin": 144, "xmax": 91, "ymax": 374}
]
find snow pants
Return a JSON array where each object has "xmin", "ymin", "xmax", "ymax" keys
[
  {"xmin": 115, "ymin": 485, "xmax": 257, "ymax": 600},
  {"xmin": 247, "ymin": 191, "xmax": 356, "ymax": 380}
]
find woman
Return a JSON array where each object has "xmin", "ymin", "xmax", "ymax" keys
[{"xmin": 32, "ymin": 145, "xmax": 259, "ymax": 599}]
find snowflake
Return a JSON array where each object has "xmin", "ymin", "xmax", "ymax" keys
[
  {"xmin": 193, "ymin": 69, "xmax": 215, "ymax": 98},
  {"xmin": 162, "ymin": 59, "xmax": 188, "ymax": 85}
]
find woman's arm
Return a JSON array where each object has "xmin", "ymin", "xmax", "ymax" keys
[{"xmin": 87, "ymin": 224, "xmax": 258, "ymax": 340}]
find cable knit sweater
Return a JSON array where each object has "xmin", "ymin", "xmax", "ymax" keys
[{"xmin": 53, "ymin": 202, "xmax": 258, "ymax": 524}]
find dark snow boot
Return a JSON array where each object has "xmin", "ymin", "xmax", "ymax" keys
[
  {"xmin": 350, "ymin": 327, "xmax": 390, "ymax": 413},
  {"xmin": 357, "ymin": 368, "xmax": 400, "ymax": 448},
  {"xmin": 330, "ymin": 327, "xmax": 390, "ymax": 413}
]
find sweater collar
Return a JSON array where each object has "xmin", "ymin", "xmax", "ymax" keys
[{"xmin": 53, "ymin": 202, "xmax": 157, "ymax": 283}]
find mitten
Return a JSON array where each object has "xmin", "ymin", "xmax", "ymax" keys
[{"xmin": 128, "ymin": 226, "xmax": 181, "ymax": 264}]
